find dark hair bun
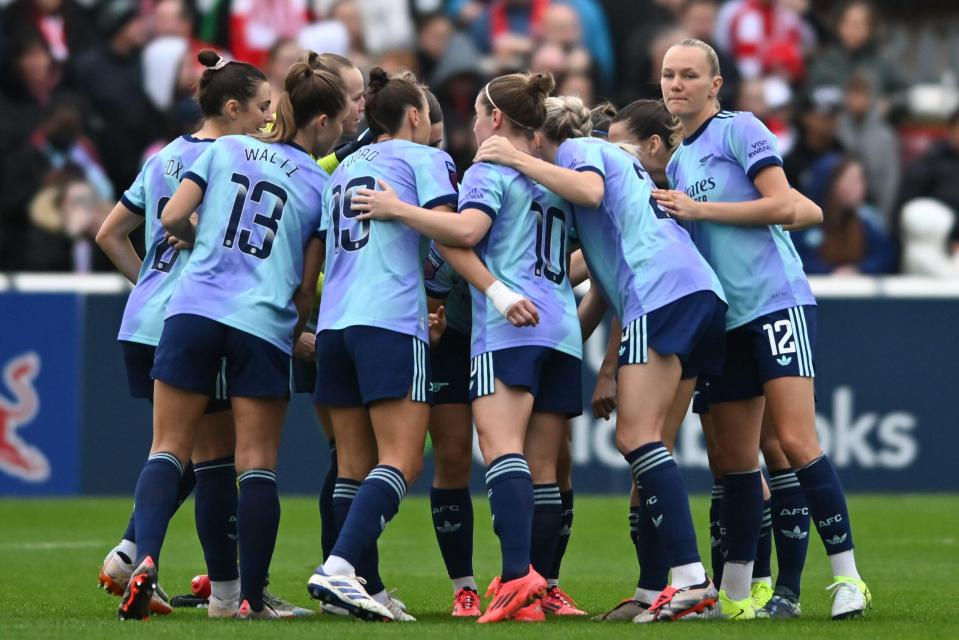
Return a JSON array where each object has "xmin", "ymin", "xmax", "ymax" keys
[
  {"xmin": 527, "ymin": 72, "xmax": 556, "ymax": 98},
  {"xmin": 592, "ymin": 101, "xmax": 618, "ymax": 119},
  {"xmin": 367, "ymin": 67, "xmax": 390, "ymax": 94},
  {"xmin": 197, "ymin": 49, "xmax": 221, "ymax": 68}
]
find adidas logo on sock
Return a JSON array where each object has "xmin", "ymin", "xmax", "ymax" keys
[
  {"xmin": 825, "ymin": 533, "xmax": 848, "ymax": 545},
  {"xmin": 559, "ymin": 525, "xmax": 571, "ymax": 536},
  {"xmin": 436, "ymin": 520, "xmax": 462, "ymax": 533},
  {"xmin": 781, "ymin": 526, "xmax": 808, "ymax": 540}
]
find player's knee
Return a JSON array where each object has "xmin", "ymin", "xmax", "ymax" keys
[
  {"xmin": 776, "ymin": 429, "xmax": 820, "ymax": 468},
  {"xmin": 433, "ymin": 455, "xmax": 471, "ymax": 487}
]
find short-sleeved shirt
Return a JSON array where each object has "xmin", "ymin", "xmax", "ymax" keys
[
  {"xmin": 459, "ymin": 162, "xmax": 582, "ymax": 359},
  {"xmin": 316, "ymin": 140, "xmax": 459, "ymax": 342},
  {"xmin": 424, "ymin": 243, "xmax": 471, "ymax": 335},
  {"xmin": 667, "ymin": 110, "xmax": 815, "ymax": 329},
  {"xmin": 557, "ymin": 137, "xmax": 724, "ymax": 326},
  {"xmin": 118, "ymin": 135, "xmax": 212, "ymax": 346},
  {"xmin": 167, "ymin": 135, "xmax": 328, "ymax": 355}
]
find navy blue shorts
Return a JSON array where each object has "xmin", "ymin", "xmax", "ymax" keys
[
  {"xmin": 469, "ymin": 346, "xmax": 582, "ymax": 417},
  {"xmin": 152, "ymin": 314, "xmax": 292, "ymax": 399},
  {"xmin": 121, "ymin": 340, "xmax": 230, "ymax": 412},
  {"xmin": 618, "ymin": 291, "xmax": 727, "ymax": 380},
  {"xmin": 692, "ymin": 377, "xmax": 711, "ymax": 415},
  {"xmin": 708, "ymin": 305, "xmax": 817, "ymax": 404},
  {"xmin": 430, "ymin": 328, "xmax": 470, "ymax": 406},
  {"xmin": 292, "ymin": 356, "xmax": 317, "ymax": 395},
  {"xmin": 313, "ymin": 326, "xmax": 430, "ymax": 406}
]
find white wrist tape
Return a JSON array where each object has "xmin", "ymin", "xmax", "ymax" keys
[{"xmin": 485, "ymin": 280, "xmax": 524, "ymax": 318}]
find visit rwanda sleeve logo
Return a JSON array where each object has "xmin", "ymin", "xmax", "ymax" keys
[{"xmin": 0, "ymin": 352, "xmax": 49, "ymax": 482}]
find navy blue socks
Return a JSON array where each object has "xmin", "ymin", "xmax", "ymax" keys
[
  {"xmin": 753, "ymin": 499, "xmax": 772, "ymax": 580},
  {"xmin": 485, "ymin": 454, "xmax": 533, "ymax": 581},
  {"xmin": 319, "ymin": 439, "xmax": 337, "ymax": 560},
  {"xmin": 530, "ymin": 484, "xmax": 562, "ymax": 579},
  {"xmin": 194, "ymin": 456, "xmax": 238, "ymax": 582},
  {"xmin": 237, "ymin": 469, "xmax": 280, "ymax": 611},
  {"xmin": 132, "ymin": 452, "xmax": 184, "ymax": 568},
  {"xmin": 769, "ymin": 469, "xmax": 809, "ymax": 595},
  {"xmin": 329, "ymin": 465, "xmax": 406, "ymax": 585},
  {"xmin": 549, "ymin": 489, "xmax": 574, "ymax": 581},
  {"xmin": 626, "ymin": 443, "xmax": 701, "ymax": 568},
  {"xmin": 709, "ymin": 480, "xmax": 725, "ymax": 585},
  {"xmin": 796, "ymin": 455, "xmax": 854, "ymax": 555},
  {"xmin": 430, "ymin": 487, "xmax": 474, "ymax": 580}
]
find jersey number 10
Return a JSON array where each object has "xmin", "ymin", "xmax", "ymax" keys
[{"xmin": 531, "ymin": 202, "xmax": 567, "ymax": 284}]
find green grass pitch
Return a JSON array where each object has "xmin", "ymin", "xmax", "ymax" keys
[{"xmin": 1, "ymin": 495, "xmax": 957, "ymax": 638}]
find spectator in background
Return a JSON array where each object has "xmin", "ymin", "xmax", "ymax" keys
[
  {"xmin": 634, "ymin": 24, "xmax": 689, "ymax": 100},
  {"xmin": 899, "ymin": 199, "xmax": 959, "ymax": 278},
  {"xmin": 783, "ymin": 87, "xmax": 845, "ymax": 201},
  {"xmin": 152, "ymin": 0, "xmax": 193, "ymax": 38},
  {"xmin": 329, "ymin": 0, "xmax": 371, "ymax": 71},
  {"xmin": 836, "ymin": 72, "xmax": 900, "ymax": 226},
  {"xmin": 1, "ymin": 0, "xmax": 97, "ymax": 64},
  {"xmin": 0, "ymin": 28, "xmax": 61, "ymax": 151},
  {"xmin": 606, "ymin": 0, "xmax": 682, "ymax": 102},
  {"xmin": 792, "ymin": 156, "xmax": 895, "ymax": 275},
  {"xmin": 469, "ymin": 0, "xmax": 544, "ymax": 69},
  {"xmin": 807, "ymin": 1, "xmax": 908, "ymax": 114},
  {"xmin": 22, "ymin": 167, "xmax": 111, "ymax": 272},
  {"xmin": 678, "ymin": 0, "xmax": 739, "ymax": 107},
  {"xmin": 542, "ymin": 0, "xmax": 614, "ymax": 90},
  {"xmin": 718, "ymin": 0, "xmax": 812, "ymax": 84},
  {"xmin": 429, "ymin": 28, "xmax": 487, "ymax": 170},
  {"xmin": 529, "ymin": 36, "xmax": 596, "ymax": 102},
  {"xmin": 142, "ymin": 36, "xmax": 189, "ymax": 114},
  {"xmin": 897, "ymin": 109, "xmax": 959, "ymax": 252},
  {"xmin": 229, "ymin": 0, "xmax": 308, "ymax": 68},
  {"xmin": 736, "ymin": 75, "xmax": 795, "ymax": 153},
  {"xmin": 69, "ymin": 0, "xmax": 158, "ymax": 194},
  {"xmin": 416, "ymin": 11, "xmax": 454, "ymax": 83},
  {"xmin": 1, "ymin": 98, "xmax": 110, "ymax": 268},
  {"xmin": 266, "ymin": 38, "xmax": 304, "ymax": 112}
]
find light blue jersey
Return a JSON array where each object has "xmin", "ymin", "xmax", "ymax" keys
[
  {"xmin": 556, "ymin": 137, "xmax": 723, "ymax": 326},
  {"xmin": 666, "ymin": 110, "xmax": 815, "ymax": 329},
  {"xmin": 424, "ymin": 243, "xmax": 471, "ymax": 335},
  {"xmin": 118, "ymin": 135, "xmax": 212, "ymax": 346},
  {"xmin": 167, "ymin": 135, "xmax": 327, "ymax": 355},
  {"xmin": 317, "ymin": 140, "xmax": 459, "ymax": 342},
  {"xmin": 460, "ymin": 162, "xmax": 582, "ymax": 359}
]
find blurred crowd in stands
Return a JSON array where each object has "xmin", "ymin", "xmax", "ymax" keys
[{"xmin": 1, "ymin": 0, "xmax": 958, "ymax": 277}]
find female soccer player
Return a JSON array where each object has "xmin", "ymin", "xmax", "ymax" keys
[
  {"xmin": 656, "ymin": 39, "xmax": 870, "ymax": 620},
  {"xmin": 601, "ymin": 97, "xmax": 817, "ymax": 620},
  {"xmin": 298, "ymin": 51, "xmax": 367, "ymax": 568},
  {"xmin": 475, "ymin": 91, "xmax": 727, "ymax": 622},
  {"xmin": 348, "ymin": 72, "xmax": 583, "ymax": 624},
  {"xmin": 422, "ymin": 242, "xmax": 483, "ymax": 616},
  {"xmin": 95, "ymin": 51, "xmax": 271, "ymax": 618},
  {"xmin": 305, "ymin": 68, "xmax": 465, "ymax": 622},
  {"xmin": 448, "ymin": 73, "xmax": 583, "ymax": 625},
  {"xmin": 116, "ymin": 60, "xmax": 348, "ymax": 621}
]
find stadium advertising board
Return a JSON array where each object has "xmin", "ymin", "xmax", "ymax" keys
[
  {"xmin": 0, "ymin": 291, "xmax": 955, "ymax": 495},
  {"xmin": 0, "ymin": 294, "xmax": 82, "ymax": 495}
]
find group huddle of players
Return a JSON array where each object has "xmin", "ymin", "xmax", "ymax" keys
[{"xmin": 92, "ymin": 38, "xmax": 871, "ymax": 624}]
